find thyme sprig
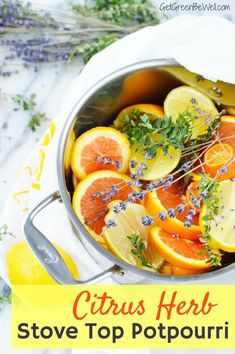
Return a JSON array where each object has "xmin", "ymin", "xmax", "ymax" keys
[
  {"xmin": 0, "ymin": 90, "xmax": 50, "ymax": 132},
  {"xmin": 11, "ymin": 93, "xmax": 50, "ymax": 131},
  {"xmin": 0, "ymin": 285, "xmax": 11, "ymax": 308},
  {"xmin": 198, "ymin": 175, "xmax": 221, "ymax": 267},
  {"xmin": 121, "ymin": 109, "xmax": 193, "ymax": 157},
  {"xmin": 0, "ymin": 224, "xmax": 15, "ymax": 240},
  {"xmin": 127, "ymin": 233, "xmax": 159, "ymax": 272}
]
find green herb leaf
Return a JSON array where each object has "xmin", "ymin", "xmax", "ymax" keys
[{"xmin": 127, "ymin": 233, "xmax": 159, "ymax": 272}]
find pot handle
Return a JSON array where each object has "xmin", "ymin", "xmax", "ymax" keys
[{"xmin": 23, "ymin": 191, "xmax": 123, "ymax": 284}]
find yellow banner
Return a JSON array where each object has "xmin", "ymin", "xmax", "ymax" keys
[{"xmin": 12, "ymin": 285, "xmax": 234, "ymax": 349}]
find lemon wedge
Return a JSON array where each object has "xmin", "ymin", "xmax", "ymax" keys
[{"xmin": 200, "ymin": 179, "xmax": 235, "ymax": 252}]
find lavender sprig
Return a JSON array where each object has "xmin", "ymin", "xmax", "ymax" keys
[{"xmin": 0, "ymin": 0, "xmax": 164, "ymax": 74}]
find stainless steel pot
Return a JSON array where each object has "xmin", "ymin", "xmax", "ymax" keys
[{"xmin": 24, "ymin": 59, "xmax": 235, "ymax": 284}]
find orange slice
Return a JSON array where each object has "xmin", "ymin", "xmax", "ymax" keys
[
  {"xmin": 160, "ymin": 262, "xmax": 205, "ymax": 276},
  {"xmin": 186, "ymin": 181, "xmax": 202, "ymax": 211},
  {"xmin": 72, "ymin": 170, "xmax": 135, "ymax": 238},
  {"xmin": 225, "ymin": 107, "xmax": 235, "ymax": 116},
  {"xmin": 71, "ymin": 127, "xmax": 130, "ymax": 180},
  {"xmin": 64, "ymin": 130, "xmax": 75, "ymax": 176},
  {"xmin": 213, "ymin": 115, "xmax": 235, "ymax": 148},
  {"xmin": 145, "ymin": 183, "xmax": 201, "ymax": 240},
  {"xmin": 150, "ymin": 227, "xmax": 212, "ymax": 270},
  {"xmin": 204, "ymin": 143, "xmax": 234, "ymax": 179},
  {"xmin": 113, "ymin": 103, "xmax": 164, "ymax": 130}
]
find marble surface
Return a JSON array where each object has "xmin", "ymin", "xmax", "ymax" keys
[{"xmin": 0, "ymin": 0, "xmax": 235, "ymax": 353}]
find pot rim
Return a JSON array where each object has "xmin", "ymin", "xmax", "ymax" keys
[{"xmin": 57, "ymin": 58, "xmax": 235, "ymax": 282}]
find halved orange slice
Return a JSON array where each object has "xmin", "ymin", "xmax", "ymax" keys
[
  {"xmin": 160, "ymin": 262, "xmax": 205, "ymax": 276},
  {"xmin": 150, "ymin": 227, "xmax": 212, "ymax": 270},
  {"xmin": 145, "ymin": 183, "xmax": 201, "ymax": 240},
  {"xmin": 72, "ymin": 170, "xmax": 135, "ymax": 238},
  {"xmin": 204, "ymin": 143, "xmax": 234, "ymax": 179},
  {"xmin": 113, "ymin": 103, "xmax": 164, "ymax": 130},
  {"xmin": 71, "ymin": 127, "xmax": 130, "ymax": 180}
]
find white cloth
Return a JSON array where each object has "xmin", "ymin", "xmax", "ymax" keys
[{"xmin": 0, "ymin": 14, "xmax": 235, "ymax": 354}]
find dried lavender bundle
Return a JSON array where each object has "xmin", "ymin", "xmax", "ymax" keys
[{"xmin": 0, "ymin": 0, "xmax": 163, "ymax": 76}]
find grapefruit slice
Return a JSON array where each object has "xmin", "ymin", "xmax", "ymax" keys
[
  {"xmin": 71, "ymin": 127, "xmax": 130, "ymax": 180},
  {"xmin": 145, "ymin": 183, "xmax": 201, "ymax": 240},
  {"xmin": 72, "ymin": 170, "xmax": 135, "ymax": 238},
  {"xmin": 150, "ymin": 227, "xmax": 212, "ymax": 270}
]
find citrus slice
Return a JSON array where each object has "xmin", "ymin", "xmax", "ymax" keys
[
  {"xmin": 72, "ymin": 170, "xmax": 135, "ymax": 237},
  {"xmin": 71, "ymin": 127, "xmax": 130, "ymax": 180},
  {"xmin": 129, "ymin": 144, "xmax": 181, "ymax": 181},
  {"xmin": 103, "ymin": 201, "xmax": 164, "ymax": 269},
  {"xmin": 204, "ymin": 143, "xmax": 234, "ymax": 179},
  {"xmin": 113, "ymin": 103, "xmax": 164, "ymax": 130},
  {"xmin": 145, "ymin": 183, "xmax": 201, "ymax": 240},
  {"xmin": 225, "ymin": 106, "xmax": 235, "ymax": 116},
  {"xmin": 160, "ymin": 262, "xmax": 205, "ymax": 276},
  {"xmin": 72, "ymin": 173, "xmax": 79, "ymax": 189},
  {"xmin": 7, "ymin": 241, "xmax": 78, "ymax": 285},
  {"xmin": 200, "ymin": 179, "xmax": 235, "ymax": 252},
  {"xmin": 64, "ymin": 129, "xmax": 75, "ymax": 176},
  {"xmin": 150, "ymin": 227, "xmax": 212, "ymax": 270},
  {"xmin": 164, "ymin": 86, "xmax": 218, "ymax": 139},
  {"xmin": 186, "ymin": 181, "xmax": 202, "ymax": 211}
]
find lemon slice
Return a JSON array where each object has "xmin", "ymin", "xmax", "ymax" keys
[
  {"xmin": 130, "ymin": 143, "xmax": 181, "ymax": 180},
  {"xmin": 103, "ymin": 201, "xmax": 164, "ymax": 270},
  {"xmin": 164, "ymin": 86, "xmax": 218, "ymax": 139},
  {"xmin": 200, "ymin": 180, "xmax": 235, "ymax": 252}
]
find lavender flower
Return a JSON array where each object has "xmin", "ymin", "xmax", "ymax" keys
[
  {"xmin": 184, "ymin": 221, "xmax": 192, "ymax": 228},
  {"xmin": 166, "ymin": 175, "xmax": 173, "ymax": 182},
  {"xmin": 130, "ymin": 159, "xmax": 136, "ymax": 168},
  {"xmin": 158, "ymin": 211, "xmax": 166, "ymax": 221},
  {"xmin": 142, "ymin": 215, "xmax": 154, "ymax": 226},
  {"xmin": 119, "ymin": 202, "xmax": 127, "ymax": 211},
  {"xmin": 165, "ymin": 181, "xmax": 172, "ymax": 188},
  {"xmin": 188, "ymin": 209, "xmax": 196, "ymax": 216},
  {"xmin": 115, "ymin": 160, "xmax": 121, "ymax": 169},
  {"xmin": 136, "ymin": 191, "xmax": 145, "ymax": 201},
  {"xmin": 167, "ymin": 208, "xmax": 175, "ymax": 218},
  {"xmin": 176, "ymin": 204, "xmax": 185, "ymax": 214},
  {"xmin": 111, "ymin": 184, "xmax": 119, "ymax": 193},
  {"xmin": 181, "ymin": 163, "xmax": 190, "ymax": 172},
  {"xmin": 220, "ymin": 166, "xmax": 228, "ymax": 174},
  {"xmin": 185, "ymin": 215, "xmax": 192, "ymax": 222},
  {"xmin": 106, "ymin": 219, "xmax": 116, "ymax": 228},
  {"xmin": 127, "ymin": 192, "xmax": 137, "ymax": 203},
  {"xmin": 201, "ymin": 191, "xmax": 208, "ymax": 198}
]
